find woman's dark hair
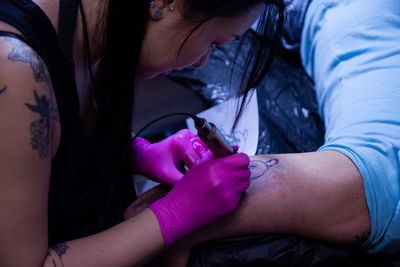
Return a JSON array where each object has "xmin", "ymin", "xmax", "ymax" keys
[
  {"xmin": 178, "ymin": 0, "xmax": 286, "ymax": 129},
  {"xmin": 86, "ymin": 0, "xmax": 285, "ymax": 227}
]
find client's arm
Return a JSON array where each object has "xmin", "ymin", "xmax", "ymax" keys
[
  {"xmin": 141, "ymin": 150, "xmax": 371, "ymax": 267},
  {"xmin": 183, "ymin": 151, "xmax": 370, "ymax": 246}
]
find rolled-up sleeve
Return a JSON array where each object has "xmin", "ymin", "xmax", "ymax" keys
[{"xmin": 301, "ymin": 0, "xmax": 400, "ymax": 253}]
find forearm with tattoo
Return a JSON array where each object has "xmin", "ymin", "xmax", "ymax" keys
[
  {"xmin": 47, "ymin": 243, "xmax": 70, "ymax": 267},
  {"xmin": 249, "ymin": 158, "xmax": 279, "ymax": 180}
]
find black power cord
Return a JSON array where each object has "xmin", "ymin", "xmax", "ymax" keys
[
  {"xmin": 132, "ymin": 112, "xmax": 200, "ymax": 141},
  {"xmin": 112, "ymin": 113, "xmax": 200, "ymax": 189}
]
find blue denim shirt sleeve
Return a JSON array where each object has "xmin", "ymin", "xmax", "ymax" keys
[{"xmin": 301, "ymin": 0, "xmax": 400, "ymax": 254}]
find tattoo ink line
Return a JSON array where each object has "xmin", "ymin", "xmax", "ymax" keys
[
  {"xmin": 50, "ymin": 243, "xmax": 69, "ymax": 267},
  {"xmin": 0, "ymin": 85, "xmax": 6, "ymax": 94},
  {"xmin": 8, "ymin": 40, "xmax": 50, "ymax": 83},
  {"xmin": 249, "ymin": 159, "xmax": 279, "ymax": 180},
  {"xmin": 25, "ymin": 90, "xmax": 51, "ymax": 159}
]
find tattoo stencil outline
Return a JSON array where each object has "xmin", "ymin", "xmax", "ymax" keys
[{"xmin": 249, "ymin": 159, "xmax": 279, "ymax": 180}]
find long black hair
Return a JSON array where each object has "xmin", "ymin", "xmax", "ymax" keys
[
  {"xmin": 86, "ymin": 0, "xmax": 285, "ymax": 226},
  {"xmin": 177, "ymin": 0, "xmax": 286, "ymax": 129}
]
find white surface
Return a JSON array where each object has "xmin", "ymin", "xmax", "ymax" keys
[
  {"xmin": 186, "ymin": 91, "xmax": 259, "ymax": 156},
  {"xmin": 135, "ymin": 90, "xmax": 260, "ymax": 196}
]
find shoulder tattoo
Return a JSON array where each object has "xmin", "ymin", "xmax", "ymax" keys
[
  {"xmin": 25, "ymin": 90, "xmax": 51, "ymax": 159},
  {"xmin": 7, "ymin": 37, "xmax": 51, "ymax": 84},
  {"xmin": 49, "ymin": 242, "xmax": 70, "ymax": 267}
]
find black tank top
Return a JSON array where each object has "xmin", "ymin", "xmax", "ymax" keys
[{"xmin": 0, "ymin": 0, "xmax": 135, "ymax": 245}]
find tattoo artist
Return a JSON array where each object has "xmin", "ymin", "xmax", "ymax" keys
[{"xmin": 0, "ymin": 0, "xmax": 281, "ymax": 266}]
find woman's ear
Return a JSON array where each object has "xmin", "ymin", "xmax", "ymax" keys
[{"xmin": 149, "ymin": 0, "xmax": 175, "ymax": 21}]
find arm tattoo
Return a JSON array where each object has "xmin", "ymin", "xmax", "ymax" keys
[
  {"xmin": 50, "ymin": 242, "xmax": 69, "ymax": 267},
  {"xmin": 0, "ymin": 85, "xmax": 6, "ymax": 94},
  {"xmin": 7, "ymin": 38, "xmax": 51, "ymax": 83},
  {"xmin": 25, "ymin": 90, "xmax": 51, "ymax": 159},
  {"xmin": 47, "ymin": 251, "xmax": 58, "ymax": 267},
  {"xmin": 249, "ymin": 159, "xmax": 279, "ymax": 180}
]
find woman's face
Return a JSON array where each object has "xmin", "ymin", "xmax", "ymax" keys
[{"xmin": 138, "ymin": 2, "xmax": 263, "ymax": 79}]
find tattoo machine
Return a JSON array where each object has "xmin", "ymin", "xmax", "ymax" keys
[
  {"xmin": 191, "ymin": 115, "xmax": 237, "ymax": 158},
  {"xmin": 132, "ymin": 112, "xmax": 237, "ymax": 158}
]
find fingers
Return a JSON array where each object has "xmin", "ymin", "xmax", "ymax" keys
[
  {"xmin": 235, "ymin": 169, "xmax": 251, "ymax": 183},
  {"xmin": 221, "ymin": 153, "xmax": 250, "ymax": 169},
  {"xmin": 131, "ymin": 137, "xmax": 151, "ymax": 154},
  {"xmin": 160, "ymin": 168, "xmax": 184, "ymax": 185},
  {"xmin": 194, "ymin": 150, "xmax": 213, "ymax": 166},
  {"xmin": 180, "ymin": 150, "xmax": 201, "ymax": 168},
  {"xmin": 174, "ymin": 130, "xmax": 213, "ymax": 167},
  {"xmin": 236, "ymin": 180, "xmax": 251, "ymax": 195},
  {"xmin": 191, "ymin": 139, "xmax": 214, "ymax": 163}
]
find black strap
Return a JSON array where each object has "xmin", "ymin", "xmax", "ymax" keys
[
  {"xmin": 58, "ymin": 0, "xmax": 80, "ymax": 60},
  {"xmin": 0, "ymin": 30, "xmax": 29, "ymax": 44}
]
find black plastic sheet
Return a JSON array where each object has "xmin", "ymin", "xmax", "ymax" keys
[{"xmin": 188, "ymin": 235, "xmax": 375, "ymax": 267}]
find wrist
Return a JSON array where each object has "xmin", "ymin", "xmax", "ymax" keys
[
  {"xmin": 149, "ymin": 196, "xmax": 194, "ymax": 247},
  {"xmin": 131, "ymin": 137, "xmax": 151, "ymax": 172}
]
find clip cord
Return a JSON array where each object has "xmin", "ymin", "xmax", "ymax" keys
[
  {"xmin": 132, "ymin": 112, "xmax": 198, "ymax": 141},
  {"xmin": 112, "ymin": 113, "xmax": 198, "ymax": 189}
]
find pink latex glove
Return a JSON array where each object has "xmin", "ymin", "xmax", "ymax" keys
[
  {"xmin": 131, "ymin": 129, "xmax": 214, "ymax": 185},
  {"xmin": 149, "ymin": 153, "xmax": 251, "ymax": 247}
]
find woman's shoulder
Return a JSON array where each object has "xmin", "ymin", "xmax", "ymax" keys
[{"xmin": 0, "ymin": 33, "xmax": 61, "ymax": 159}]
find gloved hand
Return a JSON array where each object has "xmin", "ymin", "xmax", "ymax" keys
[
  {"xmin": 149, "ymin": 153, "xmax": 251, "ymax": 247},
  {"xmin": 131, "ymin": 129, "xmax": 213, "ymax": 185}
]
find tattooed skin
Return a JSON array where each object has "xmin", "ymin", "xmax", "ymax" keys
[
  {"xmin": 51, "ymin": 243, "xmax": 69, "ymax": 257},
  {"xmin": 50, "ymin": 243, "xmax": 69, "ymax": 267},
  {"xmin": 4, "ymin": 38, "xmax": 58, "ymax": 157},
  {"xmin": 0, "ymin": 85, "xmax": 6, "ymax": 94},
  {"xmin": 25, "ymin": 90, "xmax": 50, "ymax": 159},
  {"xmin": 249, "ymin": 159, "xmax": 279, "ymax": 180},
  {"xmin": 7, "ymin": 38, "xmax": 51, "ymax": 83}
]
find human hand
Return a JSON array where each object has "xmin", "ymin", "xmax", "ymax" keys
[
  {"xmin": 131, "ymin": 129, "xmax": 213, "ymax": 185},
  {"xmin": 149, "ymin": 153, "xmax": 251, "ymax": 247}
]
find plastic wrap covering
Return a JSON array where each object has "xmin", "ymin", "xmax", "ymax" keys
[{"xmin": 187, "ymin": 235, "xmax": 378, "ymax": 267}]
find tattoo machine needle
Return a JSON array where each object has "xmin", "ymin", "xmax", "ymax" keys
[{"xmin": 191, "ymin": 115, "xmax": 237, "ymax": 158}]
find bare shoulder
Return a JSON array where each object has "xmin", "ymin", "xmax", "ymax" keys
[
  {"xmin": 0, "ymin": 35, "xmax": 60, "ymax": 265},
  {"xmin": 0, "ymin": 35, "xmax": 61, "ymax": 158}
]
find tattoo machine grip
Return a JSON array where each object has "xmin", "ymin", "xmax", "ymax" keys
[{"xmin": 193, "ymin": 116, "xmax": 236, "ymax": 158}]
